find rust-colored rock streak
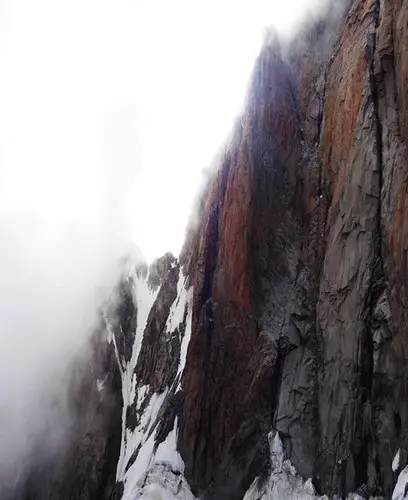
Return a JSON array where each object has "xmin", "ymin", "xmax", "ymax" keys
[
  {"xmin": 180, "ymin": 39, "xmax": 303, "ymax": 499},
  {"xmin": 177, "ymin": 0, "xmax": 408, "ymax": 498}
]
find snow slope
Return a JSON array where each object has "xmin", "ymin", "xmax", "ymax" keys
[
  {"xmin": 109, "ymin": 261, "xmax": 406, "ymax": 500},
  {"xmin": 243, "ymin": 432, "xmax": 327, "ymax": 500},
  {"xmin": 115, "ymin": 271, "xmax": 160, "ymax": 481},
  {"xmin": 127, "ymin": 464, "xmax": 196, "ymax": 500},
  {"xmin": 392, "ymin": 466, "xmax": 408, "ymax": 500},
  {"xmin": 108, "ymin": 263, "xmax": 193, "ymax": 500}
]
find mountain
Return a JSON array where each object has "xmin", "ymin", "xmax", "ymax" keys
[{"xmin": 12, "ymin": 0, "xmax": 408, "ymax": 498}]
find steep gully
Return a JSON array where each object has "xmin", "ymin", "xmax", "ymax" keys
[{"xmin": 14, "ymin": 0, "xmax": 408, "ymax": 498}]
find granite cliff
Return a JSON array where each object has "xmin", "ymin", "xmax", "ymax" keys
[{"xmin": 13, "ymin": 0, "xmax": 408, "ymax": 498}]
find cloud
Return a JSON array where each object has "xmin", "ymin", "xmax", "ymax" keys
[
  {"xmin": 0, "ymin": 0, "xmax": 350, "ymax": 492},
  {"xmin": 0, "ymin": 0, "xmax": 138, "ymax": 488}
]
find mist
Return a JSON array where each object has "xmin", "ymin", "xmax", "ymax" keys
[
  {"xmin": 0, "ymin": 0, "xmax": 344, "ymax": 493},
  {"xmin": 0, "ymin": 0, "xmax": 138, "ymax": 487}
]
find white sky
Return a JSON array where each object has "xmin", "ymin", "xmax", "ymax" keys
[
  {"xmin": 0, "ymin": 0, "xmax": 326, "ymax": 263},
  {"xmin": 0, "ymin": 0, "xmax": 333, "ymax": 486}
]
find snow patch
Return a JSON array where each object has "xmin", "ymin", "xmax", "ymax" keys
[
  {"xmin": 243, "ymin": 432, "xmax": 327, "ymax": 500},
  {"xmin": 122, "ymin": 430, "xmax": 157, "ymax": 499},
  {"xmin": 131, "ymin": 273, "xmax": 160, "ymax": 374},
  {"xmin": 393, "ymin": 448, "xmax": 401, "ymax": 472},
  {"xmin": 118, "ymin": 270, "xmax": 193, "ymax": 499},
  {"xmin": 136, "ymin": 384, "xmax": 149, "ymax": 411},
  {"xmin": 163, "ymin": 269, "xmax": 193, "ymax": 390},
  {"xmin": 120, "ymin": 397, "xmax": 189, "ymax": 500},
  {"xmin": 122, "ymin": 389, "xmax": 168, "ymax": 487},
  {"xmin": 96, "ymin": 376, "xmax": 107, "ymax": 392},
  {"xmin": 115, "ymin": 269, "xmax": 160, "ymax": 481},
  {"xmin": 155, "ymin": 417, "xmax": 185, "ymax": 474},
  {"xmin": 393, "ymin": 465, "xmax": 408, "ymax": 500},
  {"xmin": 125, "ymin": 464, "xmax": 196, "ymax": 500},
  {"xmin": 270, "ymin": 430, "xmax": 284, "ymax": 468},
  {"xmin": 176, "ymin": 297, "xmax": 192, "ymax": 387},
  {"xmin": 165, "ymin": 271, "xmax": 189, "ymax": 334}
]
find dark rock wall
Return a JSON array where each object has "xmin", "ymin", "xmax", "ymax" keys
[
  {"xmin": 179, "ymin": 37, "xmax": 304, "ymax": 500},
  {"xmin": 178, "ymin": 0, "xmax": 408, "ymax": 498}
]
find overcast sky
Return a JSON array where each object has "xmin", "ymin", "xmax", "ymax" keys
[{"xmin": 0, "ymin": 0, "xmax": 332, "ymax": 489}]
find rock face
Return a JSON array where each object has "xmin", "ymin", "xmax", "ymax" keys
[
  {"xmin": 176, "ymin": 0, "xmax": 408, "ymax": 498},
  {"xmin": 179, "ymin": 35, "xmax": 304, "ymax": 500}
]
